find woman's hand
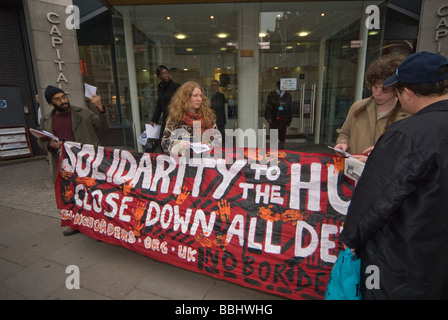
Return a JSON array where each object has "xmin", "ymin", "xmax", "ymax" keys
[
  {"xmin": 334, "ymin": 143, "xmax": 349, "ymax": 157},
  {"xmin": 352, "ymin": 154, "xmax": 368, "ymax": 163},
  {"xmin": 177, "ymin": 140, "xmax": 190, "ymax": 156},
  {"xmin": 351, "ymin": 146, "xmax": 374, "ymax": 163},
  {"xmin": 362, "ymin": 146, "xmax": 374, "ymax": 155}
]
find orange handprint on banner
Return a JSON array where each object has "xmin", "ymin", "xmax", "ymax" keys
[
  {"xmin": 281, "ymin": 209, "xmax": 303, "ymax": 225},
  {"xmin": 266, "ymin": 150, "xmax": 287, "ymax": 163},
  {"xmin": 122, "ymin": 180, "xmax": 132, "ymax": 196},
  {"xmin": 327, "ymin": 157, "xmax": 345, "ymax": 175},
  {"xmin": 244, "ymin": 150, "xmax": 287, "ymax": 164},
  {"xmin": 217, "ymin": 199, "xmax": 231, "ymax": 220},
  {"xmin": 132, "ymin": 201, "xmax": 147, "ymax": 237},
  {"xmin": 175, "ymin": 186, "xmax": 190, "ymax": 205},
  {"xmin": 257, "ymin": 205, "xmax": 281, "ymax": 222},
  {"xmin": 75, "ymin": 176, "xmax": 96, "ymax": 188},
  {"xmin": 195, "ymin": 233, "xmax": 213, "ymax": 247},
  {"xmin": 61, "ymin": 168, "xmax": 73, "ymax": 180},
  {"xmin": 213, "ymin": 235, "xmax": 229, "ymax": 250},
  {"xmin": 63, "ymin": 185, "xmax": 74, "ymax": 201}
]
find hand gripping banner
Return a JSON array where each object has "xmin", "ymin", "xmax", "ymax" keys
[{"xmin": 55, "ymin": 141, "xmax": 354, "ymax": 300}]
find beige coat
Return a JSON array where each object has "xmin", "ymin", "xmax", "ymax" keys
[
  {"xmin": 336, "ymin": 97, "xmax": 410, "ymax": 154},
  {"xmin": 38, "ymin": 105, "xmax": 109, "ymax": 181}
]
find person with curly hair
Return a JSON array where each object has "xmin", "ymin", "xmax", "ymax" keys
[
  {"xmin": 161, "ymin": 81, "xmax": 221, "ymax": 156},
  {"xmin": 341, "ymin": 51, "xmax": 448, "ymax": 299},
  {"xmin": 334, "ymin": 54, "xmax": 411, "ymax": 161}
]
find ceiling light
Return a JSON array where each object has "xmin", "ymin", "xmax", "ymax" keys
[
  {"xmin": 217, "ymin": 33, "xmax": 229, "ymax": 39},
  {"xmin": 298, "ymin": 31, "xmax": 310, "ymax": 37},
  {"xmin": 166, "ymin": 16, "xmax": 171, "ymax": 20},
  {"xmin": 210, "ymin": 16, "xmax": 214, "ymax": 19},
  {"xmin": 186, "ymin": 48, "xmax": 193, "ymax": 52},
  {"xmin": 175, "ymin": 33, "xmax": 187, "ymax": 39},
  {"xmin": 259, "ymin": 32, "xmax": 267, "ymax": 38}
]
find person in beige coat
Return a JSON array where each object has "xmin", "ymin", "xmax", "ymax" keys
[
  {"xmin": 334, "ymin": 54, "xmax": 410, "ymax": 161},
  {"xmin": 37, "ymin": 85, "xmax": 109, "ymax": 236}
]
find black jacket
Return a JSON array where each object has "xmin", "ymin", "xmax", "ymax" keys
[
  {"xmin": 264, "ymin": 90, "xmax": 292, "ymax": 120},
  {"xmin": 151, "ymin": 79, "xmax": 180, "ymax": 125},
  {"xmin": 340, "ymin": 99, "xmax": 448, "ymax": 300},
  {"xmin": 210, "ymin": 91, "xmax": 226, "ymax": 127}
]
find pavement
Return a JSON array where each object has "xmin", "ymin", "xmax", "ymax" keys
[{"xmin": 0, "ymin": 141, "xmax": 330, "ymax": 300}]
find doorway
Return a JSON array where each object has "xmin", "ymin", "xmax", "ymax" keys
[{"xmin": 0, "ymin": 86, "xmax": 25, "ymax": 126}]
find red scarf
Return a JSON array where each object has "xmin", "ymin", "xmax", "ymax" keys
[{"xmin": 183, "ymin": 111, "xmax": 211, "ymax": 134}]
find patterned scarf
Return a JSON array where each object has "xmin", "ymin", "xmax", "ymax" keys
[{"xmin": 183, "ymin": 111, "xmax": 211, "ymax": 134}]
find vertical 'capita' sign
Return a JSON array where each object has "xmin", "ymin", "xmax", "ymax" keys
[{"xmin": 47, "ymin": 11, "xmax": 68, "ymax": 89}]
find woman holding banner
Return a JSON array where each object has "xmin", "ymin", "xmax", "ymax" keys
[{"xmin": 161, "ymin": 81, "xmax": 221, "ymax": 156}]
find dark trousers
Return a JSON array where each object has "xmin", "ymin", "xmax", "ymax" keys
[{"xmin": 270, "ymin": 118, "xmax": 289, "ymax": 149}]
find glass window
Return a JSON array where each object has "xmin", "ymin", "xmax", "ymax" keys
[
  {"xmin": 115, "ymin": 4, "xmax": 239, "ymax": 132},
  {"xmin": 78, "ymin": 1, "xmax": 420, "ymax": 151},
  {"xmin": 258, "ymin": 1, "xmax": 383, "ymax": 145}
]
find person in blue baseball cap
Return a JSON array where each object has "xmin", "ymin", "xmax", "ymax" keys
[{"xmin": 340, "ymin": 51, "xmax": 448, "ymax": 299}]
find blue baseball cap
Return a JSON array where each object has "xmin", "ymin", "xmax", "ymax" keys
[{"xmin": 383, "ymin": 51, "xmax": 448, "ymax": 87}]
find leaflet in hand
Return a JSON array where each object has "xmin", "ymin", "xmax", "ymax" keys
[
  {"xmin": 190, "ymin": 142, "xmax": 211, "ymax": 154},
  {"xmin": 344, "ymin": 157, "xmax": 365, "ymax": 181},
  {"xmin": 328, "ymin": 145, "xmax": 351, "ymax": 157},
  {"xmin": 84, "ymin": 83, "xmax": 97, "ymax": 99},
  {"xmin": 29, "ymin": 128, "xmax": 59, "ymax": 142},
  {"xmin": 145, "ymin": 124, "xmax": 161, "ymax": 139}
]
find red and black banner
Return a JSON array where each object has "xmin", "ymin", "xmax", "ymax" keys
[{"xmin": 56, "ymin": 141, "xmax": 353, "ymax": 300}]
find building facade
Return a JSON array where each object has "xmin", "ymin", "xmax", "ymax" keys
[{"xmin": 0, "ymin": 0, "xmax": 446, "ymax": 159}]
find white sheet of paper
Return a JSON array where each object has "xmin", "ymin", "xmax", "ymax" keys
[
  {"xmin": 190, "ymin": 142, "xmax": 211, "ymax": 154},
  {"xmin": 84, "ymin": 83, "xmax": 97, "ymax": 99},
  {"xmin": 145, "ymin": 124, "xmax": 161, "ymax": 139}
]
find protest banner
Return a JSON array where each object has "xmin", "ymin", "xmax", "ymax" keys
[{"xmin": 56, "ymin": 141, "xmax": 354, "ymax": 300}]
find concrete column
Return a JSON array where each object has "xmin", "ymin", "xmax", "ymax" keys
[
  {"xmin": 23, "ymin": 0, "xmax": 84, "ymax": 114},
  {"xmin": 354, "ymin": 5, "xmax": 369, "ymax": 102},
  {"xmin": 122, "ymin": 9, "xmax": 142, "ymax": 152},
  {"xmin": 313, "ymin": 37, "xmax": 326, "ymax": 144},
  {"xmin": 417, "ymin": 0, "xmax": 448, "ymax": 55},
  {"xmin": 236, "ymin": 4, "xmax": 259, "ymax": 148}
]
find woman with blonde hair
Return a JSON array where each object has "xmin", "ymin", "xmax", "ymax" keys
[{"xmin": 161, "ymin": 81, "xmax": 221, "ymax": 155}]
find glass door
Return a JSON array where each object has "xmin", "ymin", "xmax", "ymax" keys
[{"xmin": 258, "ymin": 2, "xmax": 381, "ymax": 146}]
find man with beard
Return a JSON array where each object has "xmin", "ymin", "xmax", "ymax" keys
[{"xmin": 38, "ymin": 85, "xmax": 108, "ymax": 235}]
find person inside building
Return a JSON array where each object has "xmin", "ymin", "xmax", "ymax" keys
[
  {"xmin": 210, "ymin": 79, "xmax": 226, "ymax": 145},
  {"xmin": 149, "ymin": 65, "xmax": 181, "ymax": 151},
  {"xmin": 340, "ymin": 51, "xmax": 448, "ymax": 299},
  {"xmin": 161, "ymin": 81, "xmax": 221, "ymax": 157},
  {"xmin": 264, "ymin": 80, "xmax": 292, "ymax": 150},
  {"xmin": 37, "ymin": 85, "xmax": 109, "ymax": 236},
  {"xmin": 333, "ymin": 54, "xmax": 410, "ymax": 161}
]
